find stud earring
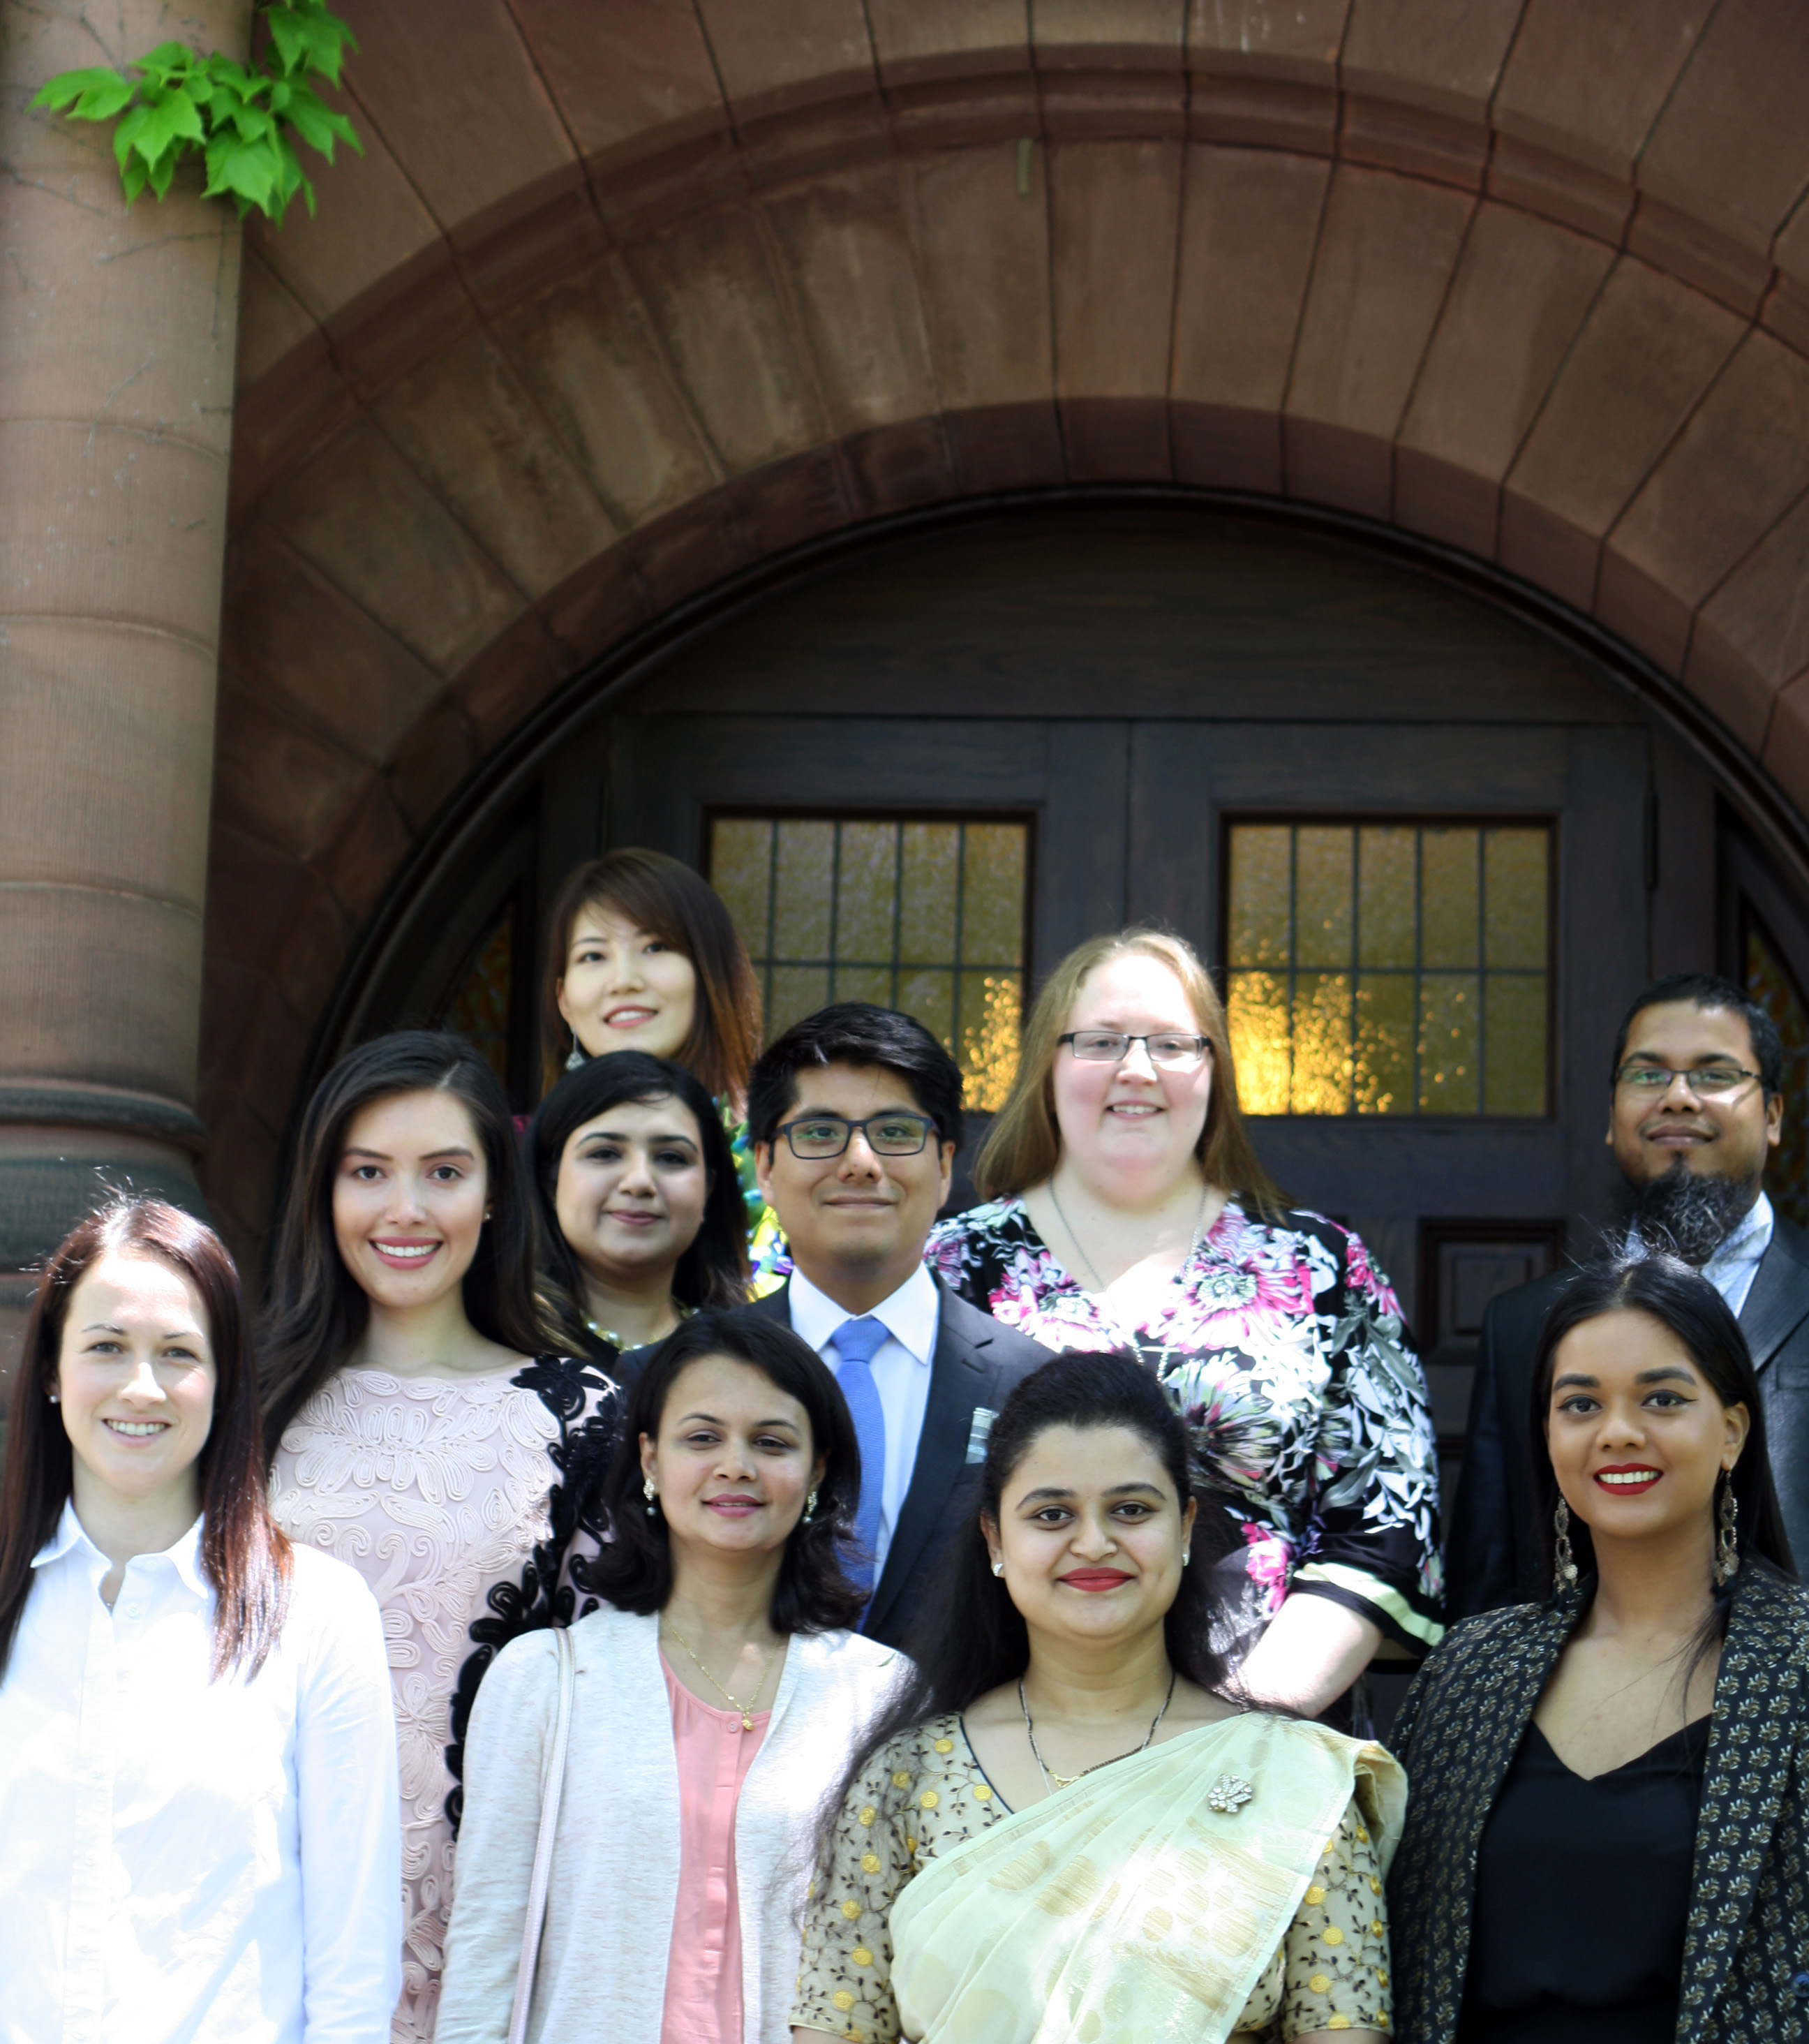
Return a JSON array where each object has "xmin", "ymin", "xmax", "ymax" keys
[
  {"xmin": 643, "ymin": 1476, "xmax": 658, "ymax": 1518},
  {"xmin": 1182, "ymin": 1548, "xmax": 1191, "ymax": 1567},
  {"xmin": 803, "ymin": 1488, "xmax": 819, "ymax": 1524},
  {"xmin": 1714, "ymin": 1474, "xmax": 1740, "ymax": 1587},
  {"xmin": 990, "ymin": 1558, "xmax": 1004, "ymax": 1577},
  {"xmin": 1553, "ymin": 1496, "xmax": 1579, "ymax": 1591},
  {"xmin": 46, "ymin": 1391, "xmax": 59, "ymax": 1405}
]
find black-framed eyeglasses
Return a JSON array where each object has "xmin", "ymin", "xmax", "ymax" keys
[
  {"xmin": 1614, "ymin": 1062, "xmax": 1763, "ymax": 1097},
  {"xmin": 773, "ymin": 1112, "xmax": 939, "ymax": 1160},
  {"xmin": 1058, "ymin": 1030, "xmax": 1214, "ymax": 1071}
]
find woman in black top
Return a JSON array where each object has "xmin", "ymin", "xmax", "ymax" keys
[
  {"xmin": 528, "ymin": 1052, "xmax": 750, "ymax": 1378},
  {"xmin": 1389, "ymin": 1252, "xmax": 1809, "ymax": 2044}
]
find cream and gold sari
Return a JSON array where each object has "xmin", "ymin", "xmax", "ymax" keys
[{"xmin": 886, "ymin": 1713, "xmax": 1404, "ymax": 2044}]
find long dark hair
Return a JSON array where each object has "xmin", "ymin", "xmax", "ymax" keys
[
  {"xmin": 1530, "ymin": 1254, "xmax": 1796, "ymax": 1606},
  {"xmin": 833, "ymin": 1350, "xmax": 1233, "ymax": 1814},
  {"xmin": 260, "ymin": 1031, "xmax": 548, "ymax": 1459},
  {"xmin": 539, "ymin": 850, "xmax": 762, "ymax": 1104},
  {"xmin": 529, "ymin": 1053, "xmax": 750, "ymax": 1354},
  {"xmin": 0, "ymin": 1197, "xmax": 293, "ymax": 1682},
  {"xmin": 576, "ymin": 1309, "xmax": 865, "ymax": 1634}
]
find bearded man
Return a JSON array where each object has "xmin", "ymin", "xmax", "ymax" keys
[{"xmin": 1446, "ymin": 972, "xmax": 1808, "ymax": 1615}]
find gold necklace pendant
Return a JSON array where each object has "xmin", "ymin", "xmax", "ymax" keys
[{"xmin": 665, "ymin": 1622, "xmax": 769, "ymax": 1731}]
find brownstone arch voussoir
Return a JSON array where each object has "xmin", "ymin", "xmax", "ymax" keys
[{"xmin": 204, "ymin": 1, "xmax": 1809, "ymax": 1260}]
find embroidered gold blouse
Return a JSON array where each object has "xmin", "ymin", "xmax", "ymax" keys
[{"xmin": 794, "ymin": 1712, "xmax": 1392, "ymax": 2040}]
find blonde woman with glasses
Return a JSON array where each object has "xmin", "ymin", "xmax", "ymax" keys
[{"xmin": 927, "ymin": 928, "xmax": 1443, "ymax": 1718}]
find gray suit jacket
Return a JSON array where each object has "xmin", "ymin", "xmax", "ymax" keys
[
  {"xmin": 752, "ymin": 1275, "xmax": 1048, "ymax": 1653},
  {"xmin": 1446, "ymin": 1213, "xmax": 1809, "ymax": 1615}
]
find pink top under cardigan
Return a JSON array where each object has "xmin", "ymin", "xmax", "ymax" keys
[{"xmin": 662, "ymin": 1661, "xmax": 770, "ymax": 2044}]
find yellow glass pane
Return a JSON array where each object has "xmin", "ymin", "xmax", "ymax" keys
[
  {"xmin": 447, "ymin": 908, "xmax": 513, "ymax": 1089},
  {"xmin": 1227, "ymin": 969, "xmax": 1290, "ymax": 1114},
  {"xmin": 1357, "ymin": 827, "xmax": 1416, "ymax": 970},
  {"xmin": 1484, "ymin": 973, "xmax": 1547, "ymax": 1114},
  {"xmin": 710, "ymin": 819, "xmax": 773, "ymax": 960},
  {"xmin": 768, "ymin": 964, "xmax": 831, "ymax": 1037},
  {"xmin": 897, "ymin": 967, "xmax": 954, "ymax": 1051},
  {"xmin": 899, "ymin": 823, "xmax": 959, "ymax": 964},
  {"xmin": 1355, "ymin": 974, "xmax": 1414, "ymax": 1114},
  {"xmin": 1420, "ymin": 973, "xmax": 1480, "ymax": 1111},
  {"xmin": 833, "ymin": 965, "xmax": 893, "ymax": 1010},
  {"xmin": 773, "ymin": 820, "xmax": 833, "ymax": 960},
  {"xmin": 1295, "ymin": 828, "xmax": 1353, "ymax": 970},
  {"xmin": 960, "ymin": 824, "xmax": 1027, "ymax": 965},
  {"xmin": 835, "ymin": 822, "xmax": 898, "ymax": 962},
  {"xmin": 1421, "ymin": 829, "xmax": 1480, "ymax": 970},
  {"xmin": 1483, "ymin": 829, "xmax": 1547, "ymax": 970},
  {"xmin": 1228, "ymin": 827, "xmax": 1292, "ymax": 969},
  {"xmin": 960, "ymin": 970, "xmax": 1022, "ymax": 1111},
  {"xmin": 1291, "ymin": 972, "xmax": 1352, "ymax": 1113}
]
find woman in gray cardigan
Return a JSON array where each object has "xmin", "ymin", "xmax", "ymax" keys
[
  {"xmin": 437, "ymin": 1310, "xmax": 904, "ymax": 2044},
  {"xmin": 1388, "ymin": 1254, "xmax": 1809, "ymax": 2044}
]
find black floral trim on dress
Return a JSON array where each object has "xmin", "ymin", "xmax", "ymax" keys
[{"xmin": 444, "ymin": 1354, "xmax": 623, "ymax": 1831}]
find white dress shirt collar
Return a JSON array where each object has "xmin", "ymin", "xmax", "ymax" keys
[
  {"xmin": 32, "ymin": 1498, "xmax": 210, "ymax": 1602},
  {"xmin": 787, "ymin": 1261, "xmax": 940, "ymax": 1368}
]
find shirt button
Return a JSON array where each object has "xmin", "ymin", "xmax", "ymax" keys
[{"xmin": 124, "ymin": 1602, "xmax": 142, "ymax": 1620}]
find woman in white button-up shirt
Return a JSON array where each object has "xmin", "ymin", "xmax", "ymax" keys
[{"xmin": 0, "ymin": 1195, "xmax": 402, "ymax": 2044}]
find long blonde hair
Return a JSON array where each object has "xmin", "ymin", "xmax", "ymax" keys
[{"xmin": 972, "ymin": 927, "xmax": 1285, "ymax": 1211}]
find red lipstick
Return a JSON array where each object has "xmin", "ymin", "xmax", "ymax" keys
[
  {"xmin": 1593, "ymin": 1464, "xmax": 1662, "ymax": 1495},
  {"xmin": 1059, "ymin": 1568, "xmax": 1133, "ymax": 1592}
]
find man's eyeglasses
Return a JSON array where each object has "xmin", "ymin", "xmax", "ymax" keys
[
  {"xmin": 773, "ymin": 1112, "xmax": 939, "ymax": 1160},
  {"xmin": 1614, "ymin": 1062, "xmax": 1762, "ymax": 1097},
  {"xmin": 1058, "ymin": 1030, "xmax": 1213, "ymax": 1072}
]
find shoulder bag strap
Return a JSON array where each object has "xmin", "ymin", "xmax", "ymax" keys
[{"xmin": 507, "ymin": 1626, "xmax": 576, "ymax": 2044}]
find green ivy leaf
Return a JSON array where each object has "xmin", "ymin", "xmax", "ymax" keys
[
  {"xmin": 128, "ymin": 86, "xmax": 207, "ymax": 171},
  {"xmin": 266, "ymin": 1, "xmax": 357, "ymax": 89},
  {"xmin": 132, "ymin": 41, "xmax": 203, "ymax": 89},
  {"xmin": 31, "ymin": 66, "xmax": 135, "ymax": 120},
  {"xmin": 283, "ymin": 79, "xmax": 360, "ymax": 160},
  {"xmin": 202, "ymin": 129, "xmax": 278, "ymax": 214}
]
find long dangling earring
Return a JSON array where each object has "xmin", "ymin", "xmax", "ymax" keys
[
  {"xmin": 565, "ymin": 1030, "xmax": 586, "ymax": 1072},
  {"xmin": 1553, "ymin": 1496, "xmax": 1579, "ymax": 1590},
  {"xmin": 643, "ymin": 1476, "xmax": 658, "ymax": 1517},
  {"xmin": 1714, "ymin": 1474, "xmax": 1741, "ymax": 1587},
  {"xmin": 803, "ymin": 1488, "xmax": 818, "ymax": 1524}
]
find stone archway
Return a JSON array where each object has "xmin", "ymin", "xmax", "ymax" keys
[{"xmin": 203, "ymin": 0, "xmax": 1809, "ymax": 1261}]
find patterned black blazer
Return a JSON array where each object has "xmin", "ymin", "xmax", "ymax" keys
[{"xmin": 1388, "ymin": 1562, "xmax": 1809, "ymax": 2044}]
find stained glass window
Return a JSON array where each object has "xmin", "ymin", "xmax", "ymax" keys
[
  {"xmin": 442, "ymin": 903, "xmax": 515, "ymax": 1089},
  {"xmin": 708, "ymin": 816, "xmax": 1029, "ymax": 1110},
  {"xmin": 1745, "ymin": 914, "xmax": 1809, "ymax": 1231},
  {"xmin": 1226, "ymin": 822, "xmax": 1550, "ymax": 1116}
]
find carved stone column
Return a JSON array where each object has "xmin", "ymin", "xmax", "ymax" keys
[{"xmin": 0, "ymin": 0, "xmax": 253, "ymax": 1365}]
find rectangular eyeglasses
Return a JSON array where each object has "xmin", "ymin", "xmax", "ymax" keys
[
  {"xmin": 775, "ymin": 1112, "xmax": 938, "ymax": 1159},
  {"xmin": 1058, "ymin": 1030, "xmax": 1213, "ymax": 1071}
]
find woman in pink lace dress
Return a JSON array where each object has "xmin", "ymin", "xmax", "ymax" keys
[{"xmin": 261, "ymin": 1032, "xmax": 621, "ymax": 2042}]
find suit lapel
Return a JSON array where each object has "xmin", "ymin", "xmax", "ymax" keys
[
  {"xmin": 1677, "ymin": 1573, "xmax": 1806, "ymax": 2044},
  {"xmin": 863, "ymin": 1280, "xmax": 991, "ymax": 1643},
  {"xmin": 1738, "ymin": 1221, "xmax": 1809, "ymax": 1373}
]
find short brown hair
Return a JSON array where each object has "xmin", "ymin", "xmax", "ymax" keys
[
  {"xmin": 539, "ymin": 850, "xmax": 762, "ymax": 1105},
  {"xmin": 972, "ymin": 927, "xmax": 1285, "ymax": 1210}
]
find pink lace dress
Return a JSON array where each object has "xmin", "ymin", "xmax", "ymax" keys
[{"xmin": 269, "ymin": 1355, "xmax": 620, "ymax": 2042}]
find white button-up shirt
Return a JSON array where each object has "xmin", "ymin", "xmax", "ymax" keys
[
  {"xmin": 788, "ymin": 1263, "xmax": 941, "ymax": 1578},
  {"xmin": 1703, "ymin": 1190, "xmax": 1776, "ymax": 1319},
  {"xmin": 0, "ymin": 1503, "xmax": 403, "ymax": 2044}
]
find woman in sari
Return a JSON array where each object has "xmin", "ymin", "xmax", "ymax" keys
[{"xmin": 792, "ymin": 1351, "xmax": 1402, "ymax": 2044}]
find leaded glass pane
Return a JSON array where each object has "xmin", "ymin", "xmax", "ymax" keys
[
  {"xmin": 709, "ymin": 815, "xmax": 1029, "ymax": 1105},
  {"xmin": 1747, "ymin": 917, "xmax": 1809, "ymax": 1231},
  {"xmin": 1226, "ymin": 819, "xmax": 1549, "ymax": 1117},
  {"xmin": 445, "ymin": 905, "xmax": 514, "ymax": 1088}
]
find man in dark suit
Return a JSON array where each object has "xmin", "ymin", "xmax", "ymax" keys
[
  {"xmin": 1448, "ymin": 971, "xmax": 1809, "ymax": 1615},
  {"xmin": 744, "ymin": 1003, "xmax": 1048, "ymax": 1653}
]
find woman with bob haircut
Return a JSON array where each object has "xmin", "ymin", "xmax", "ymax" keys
[
  {"xmin": 439, "ymin": 1309, "xmax": 906, "ymax": 2044},
  {"xmin": 794, "ymin": 1349, "xmax": 1404, "ymax": 2044},
  {"xmin": 929, "ymin": 926, "xmax": 1442, "ymax": 1715},
  {"xmin": 529, "ymin": 1051, "xmax": 750, "ymax": 1375},
  {"xmin": 262, "ymin": 1031, "xmax": 623, "ymax": 2043},
  {"xmin": 0, "ymin": 1196, "xmax": 401, "ymax": 2042},
  {"xmin": 1388, "ymin": 1254, "xmax": 1807, "ymax": 2044},
  {"xmin": 539, "ymin": 847, "xmax": 787, "ymax": 1294}
]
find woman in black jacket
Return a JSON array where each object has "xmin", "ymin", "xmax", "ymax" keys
[{"xmin": 1389, "ymin": 1252, "xmax": 1809, "ymax": 2044}]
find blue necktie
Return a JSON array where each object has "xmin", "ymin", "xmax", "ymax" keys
[{"xmin": 833, "ymin": 1317, "xmax": 889, "ymax": 1594}]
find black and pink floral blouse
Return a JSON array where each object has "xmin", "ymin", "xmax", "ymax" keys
[{"xmin": 926, "ymin": 1196, "xmax": 1443, "ymax": 1667}]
